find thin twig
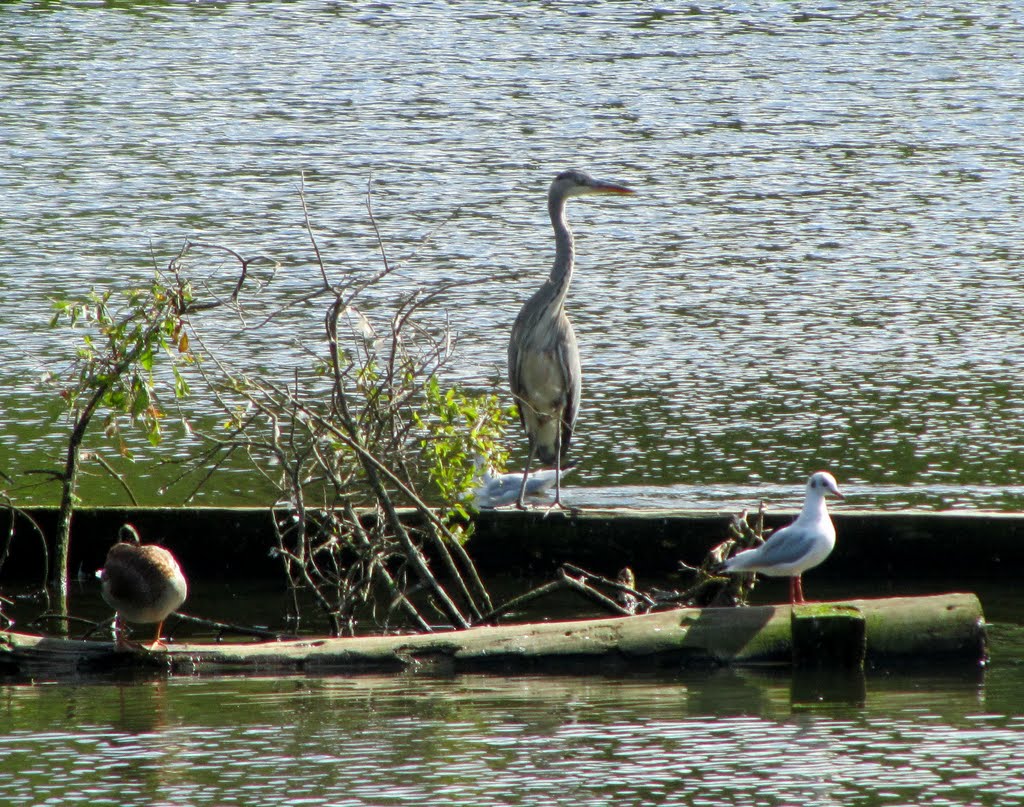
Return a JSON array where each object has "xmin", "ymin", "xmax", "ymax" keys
[
  {"xmin": 561, "ymin": 563, "xmax": 657, "ymax": 609},
  {"xmin": 298, "ymin": 172, "xmax": 331, "ymax": 290},
  {"xmin": 92, "ymin": 453, "xmax": 140, "ymax": 506},
  {"xmin": 171, "ymin": 612, "xmax": 290, "ymax": 641},
  {"xmin": 558, "ymin": 568, "xmax": 635, "ymax": 616},
  {"xmin": 476, "ymin": 579, "xmax": 566, "ymax": 624}
]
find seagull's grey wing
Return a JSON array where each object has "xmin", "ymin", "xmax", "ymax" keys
[
  {"xmin": 523, "ymin": 463, "xmax": 575, "ymax": 496},
  {"xmin": 477, "ymin": 466, "xmax": 572, "ymax": 506},
  {"xmin": 474, "ymin": 473, "xmax": 524, "ymax": 508},
  {"xmin": 522, "ymin": 468, "xmax": 559, "ymax": 496},
  {"xmin": 490, "ymin": 473, "xmax": 525, "ymax": 503},
  {"xmin": 754, "ymin": 523, "xmax": 818, "ymax": 568}
]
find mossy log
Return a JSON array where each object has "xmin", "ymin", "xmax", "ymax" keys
[{"xmin": 0, "ymin": 593, "xmax": 984, "ymax": 678}]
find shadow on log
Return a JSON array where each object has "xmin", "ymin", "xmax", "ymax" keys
[{"xmin": 0, "ymin": 593, "xmax": 985, "ymax": 679}]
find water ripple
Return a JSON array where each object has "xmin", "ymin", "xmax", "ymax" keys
[
  {"xmin": 1, "ymin": 668, "xmax": 1022, "ymax": 806},
  {"xmin": 1, "ymin": 2, "xmax": 1023, "ymax": 509}
]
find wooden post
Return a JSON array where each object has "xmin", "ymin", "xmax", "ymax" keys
[{"xmin": 791, "ymin": 604, "xmax": 867, "ymax": 669}]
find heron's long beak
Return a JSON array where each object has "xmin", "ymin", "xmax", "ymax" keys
[{"xmin": 590, "ymin": 180, "xmax": 635, "ymax": 195}]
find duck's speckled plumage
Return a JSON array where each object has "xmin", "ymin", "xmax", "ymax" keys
[{"xmin": 98, "ymin": 524, "xmax": 187, "ymax": 647}]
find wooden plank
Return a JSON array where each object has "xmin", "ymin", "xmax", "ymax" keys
[
  {"xmin": 0, "ymin": 593, "xmax": 985, "ymax": 677},
  {"xmin": 5, "ymin": 505, "xmax": 1024, "ymax": 581}
]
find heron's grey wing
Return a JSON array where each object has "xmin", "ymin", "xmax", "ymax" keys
[
  {"xmin": 555, "ymin": 319, "xmax": 582, "ymax": 456},
  {"xmin": 508, "ymin": 314, "xmax": 528, "ymax": 431},
  {"xmin": 755, "ymin": 524, "xmax": 817, "ymax": 567}
]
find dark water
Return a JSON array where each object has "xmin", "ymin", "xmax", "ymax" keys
[
  {"xmin": 2, "ymin": 580, "xmax": 1023, "ymax": 805},
  {"xmin": 4, "ymin": 6, "xmax": 1024, "ymax": 800},
  {"xmin": 2, "ymin": 3, "xmax": 1024, "ymax": 511},
  {"xmin": 2, "ymin": 663, "xmax": 1024, "ymax": 806}
]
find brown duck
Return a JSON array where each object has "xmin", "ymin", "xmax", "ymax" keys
[{"xmin": 98, "ymin": 524, "xmax": 188, "ymax": 649}]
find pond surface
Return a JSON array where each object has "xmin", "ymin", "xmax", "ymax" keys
[
  {"xmin": 3, "ymin": 6, "xmax": 1023, "ymax": 800},
  {"xmin": 0, "ymin": 561, "xmax": 1018, "ymax": 807},
  {"xmin": 1, "ymin": 578, "xmax": 1022, "ymax": 806},
  {"xmin": 2, "ymin": 1, "xmax": 1024, "ymax": 511},
  {"xmin": 2, "ymin": 661, "xmax": 1024, "ymax": 806}
]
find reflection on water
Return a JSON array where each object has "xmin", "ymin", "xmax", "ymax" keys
[
  {"xmin": 571, "ymin": 482, "xmax": 1024, "ymax": 513},
  {"xmin": 2, "ymin": 2, "xmax": 1024, "ymax": 510},
  {"xmin": 1, "ymin": 667, "xmax": 1022, "ymax": 806}
]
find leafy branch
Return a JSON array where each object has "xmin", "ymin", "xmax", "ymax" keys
[{"xmin": 46, "ymin": 243, "xmax": 273, "ymax": 615}]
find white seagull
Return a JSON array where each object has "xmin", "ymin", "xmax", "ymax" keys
[
  {"xmin": 471, "ymin": 455, "xmax": 576, "ymax": 509},
  {"xmin": 721, "ymin": 471, "xmax": 843, "ymax": 604}
]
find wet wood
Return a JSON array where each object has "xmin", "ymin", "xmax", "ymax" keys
[
  {"xmin": 0, "ymin": 593, "xmax": 985, "ymax": 677},
  {"xmin": 791, "ymin": 605, "xmax": 868, "ymax": 669},
  {"xmin": 5, "ymin": 505, "xmax": 1024, "ymax": 582}
]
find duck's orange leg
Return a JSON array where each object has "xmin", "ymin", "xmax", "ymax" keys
[
  {"xmin": 112, "ymin": 615, "xmax": 139, "ymax": 651},
  {"xmin": 148, "ymin": 620, "xmax": 169, "ymax": 650}
]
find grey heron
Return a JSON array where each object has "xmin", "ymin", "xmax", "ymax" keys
[
  {"xmin": 507, "ymin": 170, "xmax": 635, "ymax": 509},
  {"xmin": 721, "ymin": 472, "xmax": 843, "ymax": 604}
]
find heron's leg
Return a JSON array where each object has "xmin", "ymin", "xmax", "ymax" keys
[
  {"xmin": 515, "ymin": 442, "xmax": 538, "ymax": 509},
  {"xmin": 548, "ymin": 420, "xmax": 572, "ymax": 512},
  {"xmin": 548, "ymin": 411, "xmax": 575, "ymax": 513},
  {"xmin": 552, "ymin": 423, "xmax": 564, "ymax": 508}
]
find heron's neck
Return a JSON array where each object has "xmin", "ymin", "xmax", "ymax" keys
[{"xmin": 548, "ymin": 194, "xmax": 575, "ymax": 306}]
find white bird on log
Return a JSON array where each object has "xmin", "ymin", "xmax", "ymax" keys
[
  {"xmin": 97, "ymin": 524, "xmax": 188, "ymax": 650},
  {"xmin": 721, "ymin": 471, "xmax": 843, "ymax": 604},
  {"xmin": 471, "ymin": 454, "xmax": 576, "ymax": 509},
  {"xmin": 508, "ymin": 169, "xmax": 634, "ymax": 510}
]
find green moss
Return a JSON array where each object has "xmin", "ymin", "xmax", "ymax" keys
[{"xmin": 792, "ymin": 604, "xmax": 863, "ymax": 619}]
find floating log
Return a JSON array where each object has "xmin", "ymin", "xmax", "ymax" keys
[{"xmin": 0, "ymin": 593, "xmax": 985, "ymax": 678}]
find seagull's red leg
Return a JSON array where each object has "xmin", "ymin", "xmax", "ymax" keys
[{"xmin": 794, "ymin": 576, "xmax": 806, "ymax": 604}]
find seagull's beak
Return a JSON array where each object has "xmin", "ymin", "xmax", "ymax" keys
[{"xmin": 831, "ymin": 486, "xmax": 844, "ymax": 500}]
